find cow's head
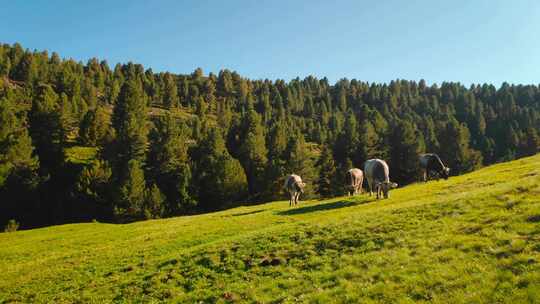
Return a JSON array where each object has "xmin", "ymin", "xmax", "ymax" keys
[
  {"xmin": 378, "ymin": 181, "xmax": 398, "ymax": 199},
  {"xmin": 442, "ymin": 167, "xmax": 450, "ymax": 180},
  {"xmin": 296, "ymin": 182, "xmax": 306, "ymax": 194}
]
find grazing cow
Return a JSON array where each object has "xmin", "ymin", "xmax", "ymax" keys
[
  {"xmin": 419, "ymin": 153, "xmax": 450, "ymax": 182},
  {"xmin": 284, "ymin": 174, "xmax": 305, "ymax": 207},
  {"xmin": 346, "ymin": 168, "xmax": 364, "ymax": 196},
  {"xmin": 364, "ymin": 159, "xmax": 398, "ymax": 199}
]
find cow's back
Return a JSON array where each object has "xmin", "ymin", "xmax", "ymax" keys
[
  {"xmin": 364, "ymin": 159, "xmax": 389, "ymax": 183},
  {"xmin": 420, "ymin": 153, "xmax": 444, "ymax": 171},
  {"xmin": 284, "ymin": 174, "xmax": 302, "ymax": 190}
]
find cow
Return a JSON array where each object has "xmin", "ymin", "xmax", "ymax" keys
[
  {"xmin": 345, "ymin": 168, "xmax": 364, "ymax": 196},
  {"xmin": 364, "ymin": 159, "xmax": 398, "ymax": 199},
  {"xmin": 284, "ymin": 174, "xmax": 306, "ymax": 207},
  {"xmin": 419, "ymin": 153, "xmax": 450, "ymax": 182}
]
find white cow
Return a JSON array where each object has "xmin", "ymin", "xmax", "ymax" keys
[
  {"xmin": 364, "ymin": 159, "xmax": 398, "ymax": 199},
  {"xmin": 284, "ymin": 174, "xmax": 305, "ymax": 207}
]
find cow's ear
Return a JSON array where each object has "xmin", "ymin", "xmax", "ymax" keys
[{"xmin": 391, "ymin": 182, "xmax": 398, "ymax": 188}]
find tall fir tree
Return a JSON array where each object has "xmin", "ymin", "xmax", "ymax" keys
[
  {"xmin": 238, "ymin": 106, "xmax": 267, "ymax": 197},
  {"xmin": 29, "ymin": 85, "xmax": 66, "ymax": 177},
  {"xmin": 316, "ymin": 145, "xmax": 340, "ymax": 197},
  {"xmin": 194, "ymin": 127, "xmax": 247, "ymax": 211},
  {"xmin": 146, "ymin": 114, "xmax": 195, "ymax": 215},
  {"xmin": 389, "ymin": 120, "xmax": 425, "ymax": 184},
  {"xmin": 108, "ymin": 79, "xmax": 149, "ymax": 220}
]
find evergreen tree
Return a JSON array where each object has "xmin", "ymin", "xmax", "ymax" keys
[
  {"xmin": 262, "ymin": 120, "xmax": 289, "ymax": 200},
  {"xmin": 439, "ymin": 118, "xmax": 483, "ymax": 174},
  {"xmin": 29, "ymin": 85, "xmax": 66, "ymax": 177},
  {"xmin": 316, "ymin": 145, "xmax": 340, "ymax": 197},
  {"xmin": 146, "ymin": 114, "xmax": 195, "ymax": 214},
  {"xmin": 358, "ymin": 120, "xmax": 379, "ymax": 164},
  {"xmin": 108, "ymin": 79, "xmax": 149, "ymax": 220},
  {"xmin": 195, "ymin": 127, "xmax": 248, "ymax": 211},
  {"xmin": 389, "ymin": 120, "xmax": 425, "ymax": 184},
  {"xmin": 0, "ymin": 95, "xmax": 38, "ymax": 187},
  {"xmin": 114, "ymin": 159, "xmax": 146, "ymax": 221},
  {"xmin": 238, "ymin": 107, "xmax": 267, "ymax": 197},
  {"xmin": 143, "ymin": 184, "xmax": 165, "ymax": 219},
  {"xmin": 79, "ymin": 107, "xmax": 109, "ymax": 146},
  {"xmin": 109, "ymin": 79, "xmax": 148, "ymax": 169},
  {"xmin": 162, "ymin": 73, "xmax": 179, "ymax": 108},
  {"xmin": 520, "ymin": 127, "xmax": 540, "ymax": 156},
  {"xmin": 284, "ymin": 132, "xmax": 317, "ymax": 198}
]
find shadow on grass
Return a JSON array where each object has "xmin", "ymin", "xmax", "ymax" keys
[
  {"xmin": 277, "ymin": 197, "xmax": 372, "ymax": 216},
  {"xmin": 229, "ymin": 209, "xmax": 267, "ymax": 217}
]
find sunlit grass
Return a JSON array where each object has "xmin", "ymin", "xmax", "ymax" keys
[
  {"xmin": 64, "ymin": 146, "xmax": 98, "ymax": 165},
  {"xmin": 1, "ymin": 154, "xmax": 539, "ymax": 303}
]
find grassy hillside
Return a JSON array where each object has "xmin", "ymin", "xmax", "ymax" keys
[{"xmin": 1, "ymin": 154, "xmax": 540, "ymax": 303}]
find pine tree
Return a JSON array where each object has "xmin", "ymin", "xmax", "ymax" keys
[
  {"xmin": 162, "ymin": 73, "xmax": 179, "ymax": 108},
  {"xmin": 146, "ymin": 114, "xmax": 195, "ymax": 215},
  {"xmin": 389, "ymin": 120, "xmax": 425, "ymax": 184},
  {"xmin": 316, "ymin": 145, "xmax": 339, "ymax": 197},
  {"xmin": 284, "ymin": 132, "xmax": 317, "ymax": 198},
  {"xmin": 439, "ymin": 118, "xmax": 483, "ymax": 174},
  {"xmin": 108, "ymin": 79, "xmax": 149, "ymax": 220},
  {"xmin": 520, "ymin": 127, "xmax": 540, "ymax": 156},
  {"xmin": 79, "ymin": 107, "xmax": 109, "ymax": 146},
  {"xmin": 334, "ymin": 111, "xmax": 359, "ymax": 166},
  {"xmin": 114, "ymin": 159, "xmax": 146, "ymax": 221},
  {"xmin": 110, "ymin": 79, "xmax": 148, "ymax": 168},
  {"xmin": 238, "ymin": 107, "xmax": 267, "ymax": 197},
  {"xmin": 358, "ymin": 120, "xmax": 379, "ymax": 164},
  {"xmin": 195, "ymin": 127, "xmax": 247, "ymax": 211},
  {"xmin": 143, "ymin": 184, "xmax": 165, "ymax": 219},
  {"xmin": 0, "ymin": 96, "xmax": 38, "ymax": 187},
  {"xmin": 29, "ymin": 85, "xmax": 66, "ymax": 177},
  {"xmin": 263, "ymin": 120, "xmax": 289, "ymax": 200}
]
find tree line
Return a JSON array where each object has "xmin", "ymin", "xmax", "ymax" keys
[{"xmin": 1, "ymin": 42, "xmax": 539, "ymax": 228}]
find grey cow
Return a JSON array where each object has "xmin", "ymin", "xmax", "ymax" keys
[
  {"xmin": 284, "ymin": 174, "xmax": 305, "ymax": 206},
  {"xmin": 346, "ymin": 168, "xmax": 364, "ymax": 196},
  {"xmin": 419, "ymin": 153, "xmax": 450, "ymax": 182},
  {"xmin": 364, "ymin": 159, "xmax": 398, "ymax": 199}
]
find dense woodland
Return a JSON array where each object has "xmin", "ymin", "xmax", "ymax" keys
[{"xmin": 1, "ymin": 42, "xmax": 539, "ymax": 229}]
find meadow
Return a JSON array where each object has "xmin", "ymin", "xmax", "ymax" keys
[{"xmin": 1, "ymin": 154, "xmax": 540, "ymax": 303}]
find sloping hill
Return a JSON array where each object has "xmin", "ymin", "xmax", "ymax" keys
[{"xmin": 1, "ymin": 155, "xmax": 540, "ymax": 303}]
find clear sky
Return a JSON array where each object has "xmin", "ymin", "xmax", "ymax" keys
[{"xmin": 2, "ymin": 0, "xmax": 539, "ymax": 86}]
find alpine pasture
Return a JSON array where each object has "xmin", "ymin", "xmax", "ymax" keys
[{"xmin": 1, "ymin": 154, "xmax": 540, "ymax": 303}]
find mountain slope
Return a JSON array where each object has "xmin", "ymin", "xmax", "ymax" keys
[{"xmin": 1, "ymin": 154, "xmax": 540, "ymax": 303}]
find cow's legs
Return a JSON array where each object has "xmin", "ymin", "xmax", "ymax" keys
[
  {"xmin": 295, "ymin": 192, "xmax": 300, "ymax": 205},
  {"xmin": 423, "ymin": 170, "xmax": 427, "ymax": 182},
  {"xmin": 289, "ymin": 192, "xmax": 293, "ymax": 207}
]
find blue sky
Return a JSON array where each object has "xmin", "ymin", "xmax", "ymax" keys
[{"xmin": 1, "ymin": 0, "xmax": 539, "ymax": 85}]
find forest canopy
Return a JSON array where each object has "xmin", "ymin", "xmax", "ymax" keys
[{"xmin": 1, "ymin": 42, "xmax": 539, "ymax": 228}]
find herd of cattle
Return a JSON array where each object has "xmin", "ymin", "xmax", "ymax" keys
[{"xmin": 284, "ymin": 153, "xmax": 450, "ymax": 206}]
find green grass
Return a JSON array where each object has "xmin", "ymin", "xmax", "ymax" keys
[
  {"xmin": 1, "ymin": 155, "xmax": 540, "ymax": 303},
  {"xmin": 65, "ymin": 146, "xmax": 98, "ymax": 165}
]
